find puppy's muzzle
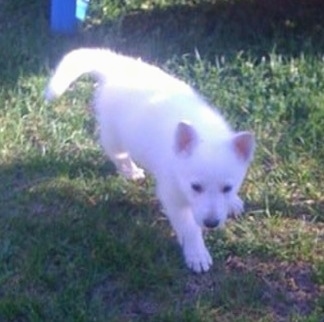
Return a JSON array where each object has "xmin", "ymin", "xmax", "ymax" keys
[{"xmin": 203, "ymin": 218, "xmax": 220, "ymax": 229}]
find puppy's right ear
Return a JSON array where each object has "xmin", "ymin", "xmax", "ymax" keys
[{"xmin": 174, "ymin": 121, "xmax": 198, "ymax": 156}]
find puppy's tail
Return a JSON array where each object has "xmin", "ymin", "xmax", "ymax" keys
[{"xmin": 45, "ymin": 48, "xmax": 115, "ymax": 101}]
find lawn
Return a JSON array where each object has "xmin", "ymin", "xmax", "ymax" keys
[{"xmin": 0, "ymin": 0, "xmax": 323, "ymax": 321}]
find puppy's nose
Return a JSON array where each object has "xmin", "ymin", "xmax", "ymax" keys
[{"xmin": 203, "ymin": 218, "xmax": 220, "ymax": 228}]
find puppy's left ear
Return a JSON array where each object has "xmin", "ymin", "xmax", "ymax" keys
[{"xmin": 232, "ymin": 131, "xmax": 255, "ymax": 162}]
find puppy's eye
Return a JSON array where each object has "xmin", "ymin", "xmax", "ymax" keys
[
  {"xmin": 222, "ymin": 185, "xmax": 232, "ymax": 193},
  {"xmin": 191, "ymin": 183, "xmax": 204, "ymax": 193}
]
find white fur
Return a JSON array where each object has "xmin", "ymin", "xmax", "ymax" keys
[{"xmin": 45, "ymin": 48, "xmax": 255, "ymax": 273}]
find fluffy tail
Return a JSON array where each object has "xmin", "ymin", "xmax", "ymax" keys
[{"xmin": 45, "ymin": 48, "xmax": 115, "ymax": 101}]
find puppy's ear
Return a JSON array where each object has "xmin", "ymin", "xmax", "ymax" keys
[
  {"xmin": 233, "ymin": 131, "xmax": 255, "ymax": 162},
  {"xmin": 174, "ymin": 121, "xmax": 198, "ymax": 156}
]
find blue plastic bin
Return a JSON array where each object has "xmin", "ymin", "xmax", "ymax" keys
[
  {"xmin": 76, "ymin": 0, "xmax": 89, "ymax": 21},
  {"xmin": 51, "ymin": 0, "xmax": 77, "ymax": 34},
  {"xmin": 50, "ymin": 0, "xmax": 89, "ymax": 34}
]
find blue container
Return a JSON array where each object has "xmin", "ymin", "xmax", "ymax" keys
[
  {"xmin": 51, "ymin": 0, "xmax": 77, "ymax": 34},
  {"xmin": 76, "ymin": 0, "xmax": 89, "ymax": 21}
]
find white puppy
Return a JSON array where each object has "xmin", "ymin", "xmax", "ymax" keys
[{"xmin": 45, "ymin": 48, "xmax": 255, "ymax": 273}]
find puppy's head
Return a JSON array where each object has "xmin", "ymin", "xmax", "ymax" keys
[{"xmin": 174, "ymin": 121, "xmax": 255, "ymax": 228}]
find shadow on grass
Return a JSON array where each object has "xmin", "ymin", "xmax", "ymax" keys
[
  {"xmin": 0, "ymin": 154, "xmax": 322, "ymax": 320},
  {"xmin": 0, "ymin": 153, "xmax": 144, "ymax": 215},
  {"xmin": 102, "ymin": 0, "xmax": 324, "ymax": 60}
]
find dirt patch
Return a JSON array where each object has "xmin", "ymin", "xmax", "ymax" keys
[
  {"xmin": 226, "ymin": 256, "xmax": 322, "ymax": 320},
  {"xmin": 87, "ymin": 256, "xmax": 322, "ymax": 320}
]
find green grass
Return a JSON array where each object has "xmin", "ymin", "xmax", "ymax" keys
[{"xmin": 0, "ymin": 0, "xmax": 323, "ymax": 321}]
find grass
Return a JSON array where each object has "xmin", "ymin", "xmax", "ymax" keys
[{"xmin": 0, "ymin": 0, "xmax": 323, "ymax": 321}]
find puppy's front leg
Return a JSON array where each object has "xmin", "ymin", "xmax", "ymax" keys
[
  {"xmin": 157, "ymin": 183, "xmax": 212, "ymax": 273},
  {"xmin": 177, "ymin": 211, "xmax": 213, "ymax": 273},
  {"xmin": 229, "ymin": 194, "xmax": 244, "ymax": 217}
]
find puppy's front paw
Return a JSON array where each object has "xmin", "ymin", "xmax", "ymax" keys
[
  {"xmin": 229, "ymin": 195, "xmax": 244, "ymax": 217},
  {"xmin": 184, "ymin": 243, "xmax": 213, "ymax": 273}
]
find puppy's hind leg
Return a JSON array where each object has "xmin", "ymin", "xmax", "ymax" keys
[
  {"xmin": 99, "ymin": 126, "xmax": 145, "ymax": 180},
  {"xmin": 114, "ymin": 153, "xmax": 145, "ymax": 180}
]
